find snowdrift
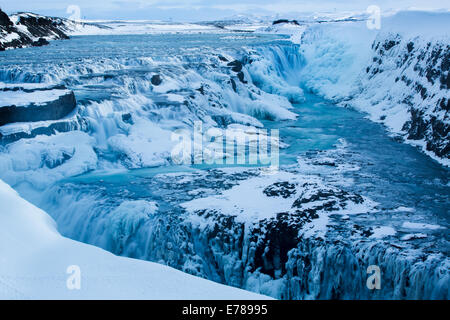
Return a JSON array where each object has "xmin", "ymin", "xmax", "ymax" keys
[{"xmin": 0, "ymin": 178, "xmax": 269, "ymax": 299}]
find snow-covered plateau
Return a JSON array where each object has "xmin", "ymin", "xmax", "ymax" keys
[{"xmin": 0, "ymin": 10, "xmax": 448, "ymax": 300}]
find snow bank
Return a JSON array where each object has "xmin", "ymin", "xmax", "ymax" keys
[{"xmin": 0, "ymin": 178, "xmax": 269, "ymax": 299}]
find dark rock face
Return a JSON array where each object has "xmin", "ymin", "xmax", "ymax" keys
[
  {"xmin": 273, "ymin": 19, "xmax": 300, "ymax": 26},
  {"xmin": 227, "ymin": 60, "xmax": 247, "ymax": 84},
  {"xmin": 0, "ymin": 9, "xmax": 13, "ymax": 28},
  {"xmin": 16, "ymin": 13, "xmax": 69, "ymax": 40},
  {"xmin": 218, "ymin": 55, "xmax": 228, "ymax": 62},
  {"xmin": 0, "ymin": 91, "xmax": 77, "ymax": 126},
  {"xmin": 365, "ymin": 36, "xmax": 450, "ymax": 161},
  {"xmin": 227, "ymin": 60, "xmax": 243, "ymax": 72},
  {"xmin": 237, "ymin": 71, "xmax": 247, "ymax": 83},
  {"xmin": 151, "ymin": 74, "xmax": 162, "ymax": 85},
  {"xmin": 0, "ymin": 10, "xmax": 70, "ymax": 50},
  {"xmin": 211, "ymin": 114, "xmax": 233, "ymax": 127},
  {"xmin": 31, "ymin": 37, "xmax": 50, "ymax": 47}
]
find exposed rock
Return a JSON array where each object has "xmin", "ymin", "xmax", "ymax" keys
[
  {"xmin": 263, "ymin": 182, "xmax": 297, "ymax": 198},
  {"xmin": 0, "ymin": 90, "xmax": 77, "ymax": 126},
  {"xmin": 273, "ymin": 19, "xmax": 300, "ymax": 26},
  {"xmin": 0, "ymin": 9, "xmax": 13, "ymax": 28},
  {"xmin": 237, "ymin": 71, "xmax": 247, "ymax": 83},
  {"xmin": 364, "ymin": 35, "xmax": 450, "ymax": 161},
  {"xmin": 218, "ymin": 55, "xmax": 228, "ymax": 62},
  {"xmin": 31, "ymin": 37, "xmax": 49, "ymax": 47},
  {"xmin": 227, "ymin": 60, "xmax": 243, "ymax": 72},
  {"xmin": 0, "ymin": 10, "xmax": 70, "ymax": 50},
  {"xmin": 121, "ymin": 113, "xmax": 133, "ymax": 124},
  {"xmin": 151, "ymin": 74, "xmax": 162, "ymax": 86},
  {"xmin": 15, "ymin": 12, "xmax": 70, "ymax": 40},
  {"xmin": 211, "ymin": 114, "xmax": 233, "ymax": 127}
]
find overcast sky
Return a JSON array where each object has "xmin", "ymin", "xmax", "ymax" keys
[{"xmin": 1, "ymin": 0, "xmax": 449, "ymax": 21}]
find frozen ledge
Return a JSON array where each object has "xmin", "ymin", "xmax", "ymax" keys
[{"xmin": 0, "ymin": 89, "xmax": 76, "ymax": 126}]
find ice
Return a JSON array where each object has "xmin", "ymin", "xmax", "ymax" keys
[
  {"xmin": 0, "ymin": 131, "xmax": 97, "ymax": 190},
  {"xmin": 0, "ymin": 82, "xmax": 57, "ymax": 90},
  {"xmin": 107, "ymin": 120, "xmax": 174, "ymax": 168},
  {"xmin": 401, "ymin": 222, "xmax": 445, "ymax": 230},
  {"xmin": 0, "ymin": 35, "xmax": 308, "ymax": 189},
  {"xmin": 295, "ymin": 10, "xmax": 450, "ymax": 165},
  {"xmin": 182, "ymin": 170, "xmax": 377, "ymax": 229},
  {"xmin": 400, "ymin": 233, "xmax": 427, "ymax": 241},
  {"xmin": 68, "ymin": 21, "xmax": 221, "ymax": 36},
  {"xmin": 0, "ymin": 89, "xmax": 71, "ymax": 107}
]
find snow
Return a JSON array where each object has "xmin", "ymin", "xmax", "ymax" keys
[
  {"xmin": 67, "ymin": 20, "xmax": 221, "ymax": 36},
  {"xmin": 296, "ymin": 10, "xmax": 450, "ymax": 165},
  {"xmin": 370, "ymin": 226, "xmax": 397, "ymax": 239},
  {"xmin": 182, "ymin": 169, "xmax": 377, "ymax": 234},
  {"xmin": 0, "ymin": 89, "xmax": 71, "ymax": 107},
  {"xmin": 182, "ymin": 171, "xmax": 299, "ymax": 223},
  {"xmin": 258, "ymin": 23, "xmax": 306, "ymax": 44},
  {"xmin": 0, "ymin": 10, "xmax": 448, "ymax": 300},
  {"xmin": 401, "ymin": 222, "xmax": 445, "ymax": 230},
  {"xmin": 0, "ymin": 31, "xmax": 20, "ymax": 43},
  {"xmin": 0, "ymin": 82, "xmax": 56, "ymax": 90},
  {"xmin": 381, "ymin": 11, "xmax": 450, "ymax": 38},
  {"xmin": 165, "ymin": 93, "xmax": 185, "ymax": 103},
  {"xmin": 0, "ymin": 178, "xmax": 270, "ymax": 299},
  {"xmin": 0, "ymin": 116, "xmax": 78, "ymax": 136},
  {"xmin": 0, "ymin": 39, "xmax": 306, "ymax": 190},
  {"xmin": 400, "ymin": 233, "xmax": 427, "ymax": 241},
  {"xmin": 392, "ymin": 206, "xmax": 415, "ymax": 213},
  {"xmin": 107, "ymin": 120, "xmax": 174, "ymax": 168}
]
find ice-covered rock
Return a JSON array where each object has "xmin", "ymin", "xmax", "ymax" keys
[
  {"xmin": 297, "ymin": 11, "xmax": 450, "ymax": 165},
  {"xmin": 0, "ymin": 88, "xmax": 76, "ymax": 126}
]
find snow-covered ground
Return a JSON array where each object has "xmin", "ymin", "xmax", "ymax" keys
[
  {"xmin": 68, "ymin": 20, "xmax": 221, "ymax": 36},
  {"xmin": 0, "ymin": 178, "xmax": 269, "ymax": 299}
]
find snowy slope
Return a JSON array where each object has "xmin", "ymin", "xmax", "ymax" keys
[
  {"xmin": 0, "ymin": 178, "xmax": 270, "ymax": 299},
  {"xmin": 297, "ymin": 11, "xmax": 450, "ymax": 165}
]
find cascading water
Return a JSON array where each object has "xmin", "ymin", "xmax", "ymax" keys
[{"xmin": 0, "ymin": 32, "xmax": 448, "ymax": 299}]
